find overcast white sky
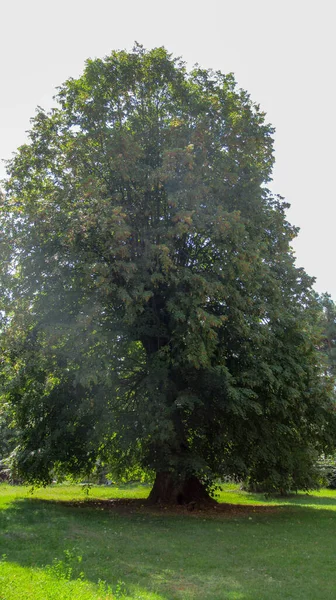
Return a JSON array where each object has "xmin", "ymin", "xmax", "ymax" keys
[{"xmin": 1, "ymin": 0, "xmax": 335, "ymax": 298}]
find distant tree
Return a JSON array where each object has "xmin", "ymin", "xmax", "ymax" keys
[
  {"xmin": 0, "ymin": 406, "xmax": 14, "ymax": 463},
  {"xmin": 1, "ymin": 45, "xmax": 335, "ymax": 501},
  {"xmin": 317, "ymin": 293, "xmax": 336, "ymax": 379},
  {"xmin": 0, "ymin": 310, "xmax": 17, "ymax": 476}
]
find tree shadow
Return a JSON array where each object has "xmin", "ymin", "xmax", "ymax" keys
[
  {"xmin": 246, "ymin": 491, "xmax": 336, "ymax": 507},
  {"xmin": 0, "ymin": 497, "xmax": 246, "ymax": 599}
]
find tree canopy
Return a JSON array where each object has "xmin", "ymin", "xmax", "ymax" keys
[{"xmin": 1, "ymin": 44, "xmax": 335, "ymax": 501}]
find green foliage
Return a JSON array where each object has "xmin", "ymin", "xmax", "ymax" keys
[
  {"xmin": 1, "ymin": 43, "xmax": 335, "ymax": 492},
  {"xmin": 317, "ymin": 293, "xmax": 336, "ymax": 378}
]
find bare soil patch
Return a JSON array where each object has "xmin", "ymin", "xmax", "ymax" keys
[{"xmin": 60, "ymin": 497, "xmax": 281, "ymax": 518}]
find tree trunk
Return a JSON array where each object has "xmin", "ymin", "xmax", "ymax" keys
[{"xmin": 147, "ymin": 471, "xmax": 216, "ymax": 505}]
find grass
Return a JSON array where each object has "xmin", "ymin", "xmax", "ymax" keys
[{"xmin": 0, "ymin": 483, "xmax": 336, "ymax": 599}]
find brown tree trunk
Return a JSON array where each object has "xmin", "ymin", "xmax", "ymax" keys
[{"xmin": 147, "ymin": 471, "xmax": 216, "ymax": 505}]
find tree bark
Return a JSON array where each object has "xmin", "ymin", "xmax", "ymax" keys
[{"xmin": 147, "ymin": 471, "xmax": 216, "ymax": 505}]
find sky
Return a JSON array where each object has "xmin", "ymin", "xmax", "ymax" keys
[{"xmin": 1, "ymin": 0, "xmax": 335, "ymax": 298}]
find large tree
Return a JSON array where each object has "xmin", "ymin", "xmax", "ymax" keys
[{"xmin": 1, "ymin": 45, "xmax": 335, "ymax": 501}]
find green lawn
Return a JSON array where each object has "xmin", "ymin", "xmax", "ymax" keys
[{"xmin": 0, "ymin": 483, "xmax": 335, "ymax": 599}]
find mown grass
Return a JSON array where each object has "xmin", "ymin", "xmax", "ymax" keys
[{"xmin": 0, "ymin": 483, "xmax": 335, "ymax": 599}]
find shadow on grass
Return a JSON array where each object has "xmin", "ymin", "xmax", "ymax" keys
[
  {"xmin": 1, "ymin": 494, "xmax": 336, "ymax": 600},
  {"xmin": 0, "ymin": 497, "xmax": 246, "ymax": 599},
  {"xmin": 246, "ymin": 492, "xmax": 336, "ymax": 507}
]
